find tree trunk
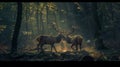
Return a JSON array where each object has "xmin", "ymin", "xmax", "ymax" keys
[
  {"xmin": 36, "ymin": 3, "xmax": 40, "ymax": 35},
  {"xmin": 40, "ymin": 4, "xmax": 46, "ymax": 35},
  {"xmin": 111, "ymin": 3, "xmax": 116, "ymax": 40},
  {"xmin": 92, "ymin": 2, "xmax": 107, "ymax": 50},
  {"xmin": 11, "ymin": 2, "xmax": 22, "ymax": 54},
  {"xmin": 46, "ymin": 4, "xmax": 49, "ymax": 34}
]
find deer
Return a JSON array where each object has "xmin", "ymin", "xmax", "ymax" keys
[
  {"xmin": 36, "ymin": 33, "xmax": 65, "ymax": 53},
  {"xmin": 36, "ymin": 22, "xmax": 65, "ymax": 53},
  {"xmin": 63, "ymin": 26, "xmax": 83, "ymax": 51}
]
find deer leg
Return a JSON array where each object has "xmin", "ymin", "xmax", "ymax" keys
[
  {"xmin": 71, "ymin": 44, "xmax": 74, "ymax": 50},
  {"xmin": 51, "ymin": 44, "xmax": 53, "ymax": 52},
  {"xmin": 40, "ymin": 44, "xmax": 44, "ymax": 52},
  {"xmin": 53, "ymin": 44, "xmax": 57, "ymax": 53},
  {"xmin": 37, "ymin": 43, "xmax": 40, "ymax": 53},
  {"xmin": 75, "ymin": 44, "xmax": 78, "ymax": 51},
  {"xmin": 79, "ymin": 43, "xmax": 82, "ymax": 51}
]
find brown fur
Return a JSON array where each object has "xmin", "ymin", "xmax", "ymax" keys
[{"xmin": 66, "ymin": 35, "xmax": 83, "ymax": 51}]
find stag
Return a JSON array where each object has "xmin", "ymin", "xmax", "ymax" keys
[
  {"xmin": 64, "ymin": 26, "xmax": 83, "ymax": 51},
  {"xmin": 36, "ymin": 33, "xmax": 65, "ymax": 53},
  {"xmin": 70, "ymin": 35, "xmax": 83, "ymax": 51},
  {"xmin": 36, "ymin": 22, "xmax": 65, "ymax": 53}
]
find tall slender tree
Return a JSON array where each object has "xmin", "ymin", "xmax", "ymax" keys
[
  {"xmin": 92, "ymin": 2, "xmax": 107, "ymax": 50},
  {"xmin": 36, "ymin": 3, "xmax": 40, "ymax": 35},
  {"xmin": 11, "ymin": 2, "xmax": 22, "ymax": 54}
]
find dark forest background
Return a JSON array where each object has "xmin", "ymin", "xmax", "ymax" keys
[{"xmin": 0, "ymin": 2, "xmax": 120, "ymax": 61}]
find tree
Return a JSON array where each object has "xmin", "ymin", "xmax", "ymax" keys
[
  {"xmin": 92, "ymin": 2, "xmax": 107, "ymax": 50},
  {"xmin": 11, "ymin": 2, "xmax": 22, "ymax": 54},
  {"xmin": 36, "ymin": 3, "xmax": 40, "ymax": 35}
]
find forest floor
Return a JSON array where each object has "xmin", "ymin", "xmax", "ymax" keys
[
  {"xmin": 0, "ymin": 47, "xmax": 120, "ymax": 61},
  {"xmin": 0, "ymin": 51, "xmax": 99, "ymax": 61}
]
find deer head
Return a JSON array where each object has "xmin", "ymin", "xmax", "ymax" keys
[{"xmin": 56, "ymin": 33, "xmax": 65, "ymax": 42}]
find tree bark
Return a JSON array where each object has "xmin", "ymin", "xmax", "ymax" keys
[
  {"xmin": 36, "ymin": 3, "xmax": 40, "ymax": 35},
  {"xmin": 92, "ymin": 2, "xmax": 107, "ymax": 50},
  {"xmin": 11, "ymin": 2, "xmax": 22, "ymax": 54}
]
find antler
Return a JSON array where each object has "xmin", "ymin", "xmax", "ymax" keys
[
  {"xmin": 51, "ymin": 22, "xmax": 78, "ymax": 36},
  {"xmin": 65, "ymin": 25, "xmax": 77, "ymax": 36}
]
